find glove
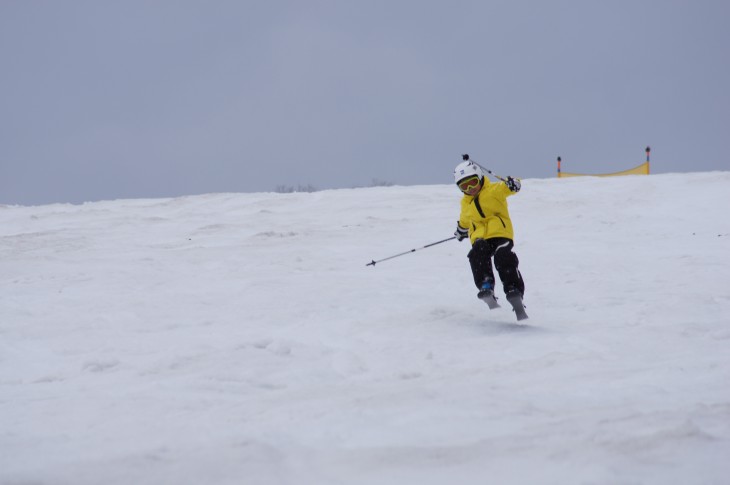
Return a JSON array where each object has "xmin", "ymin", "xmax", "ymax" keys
[
  {"xmin": 506, "ymin": 176, "xmax": 521, "ymax": 193},
  {"xmin": 455, "ymin": 223, "xmax": 469, "ymax": 241}
]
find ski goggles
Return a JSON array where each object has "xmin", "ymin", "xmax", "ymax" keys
[{"xmin": 457, "ymin": 176, "xmax": 480, "ymax": 192}]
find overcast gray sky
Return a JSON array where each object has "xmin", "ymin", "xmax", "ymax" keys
[{"xmin": 2, "ymin": 0, "xmax": 729, "ymax": 205}]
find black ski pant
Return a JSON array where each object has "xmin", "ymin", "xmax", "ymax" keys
[{"xmin": 467, "ymin": 237, "xmax": 525, "ymax": 296}]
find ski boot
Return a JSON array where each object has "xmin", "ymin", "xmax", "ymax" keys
[{"xmin": 477, "ymin": 280, "xmax": 500, "ymax": 309}]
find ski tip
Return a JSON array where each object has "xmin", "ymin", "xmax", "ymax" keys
[
  {"xmin": 478, "ymin": 294, "xmax": 500, "ymax": 310},
  {"xmin": 505, "ymin": 293, "xmax": 528, "ymax": 321}
]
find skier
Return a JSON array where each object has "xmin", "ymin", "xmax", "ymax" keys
[{"xmin": 453, "ymin": 158, "xmax": 527, "ymax": 318}]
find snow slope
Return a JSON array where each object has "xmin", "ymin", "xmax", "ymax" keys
[{"xmin": 2, "ymin": 172, "xmax": 730, "ymax": 485}]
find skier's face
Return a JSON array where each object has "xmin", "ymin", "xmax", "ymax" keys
[{"xmin": 458, "ymin": 176, "xmax": 482, "ymax": 196}]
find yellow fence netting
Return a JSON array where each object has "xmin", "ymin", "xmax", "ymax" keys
[{"xmin": 558, "ymin": 161, "xmax": 650, "ymax": 178}]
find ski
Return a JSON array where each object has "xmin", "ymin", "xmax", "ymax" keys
[
  {"xmin": 478, "ymin": 293, "xmax": 500, "ymax": 310},
  {"xmin": 506, "ymin": 292, "xmax": 529, "ymax": 321}
]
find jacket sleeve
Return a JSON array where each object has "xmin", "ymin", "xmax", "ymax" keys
[
  {"xmin": 457, "ymin": 197, "xmax": 471, "ymax": 231},
  {"xmin": 497, "ymin": 181, "xmax": 517, "ymax": 197}
]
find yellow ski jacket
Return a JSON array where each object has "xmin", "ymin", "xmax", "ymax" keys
[{"xmin": 457, "ymin": 180, "xmax": 517, "ymax": 244}]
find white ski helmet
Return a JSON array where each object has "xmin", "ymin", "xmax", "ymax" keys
[{"xmin": 453, "ymin": 161, "xmax": 484, "ymax": 184}]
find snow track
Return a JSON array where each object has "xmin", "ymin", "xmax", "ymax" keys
[{"xmin": 2, "ymin": 173, "xmax": 730, "ymax": 484}]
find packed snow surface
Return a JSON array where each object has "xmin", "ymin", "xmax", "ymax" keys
[{"xmin": 2, "ymin": 172, "xmax": 730, "ymax": 484}]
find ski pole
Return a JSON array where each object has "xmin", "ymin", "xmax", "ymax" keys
[
  {"xmin": 366, "ymin": 237, "xmax": 456, "ymax": 267},
  {"xmin": 461, "ymin": 154, "xmax": 508, "ymax": 182}
]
